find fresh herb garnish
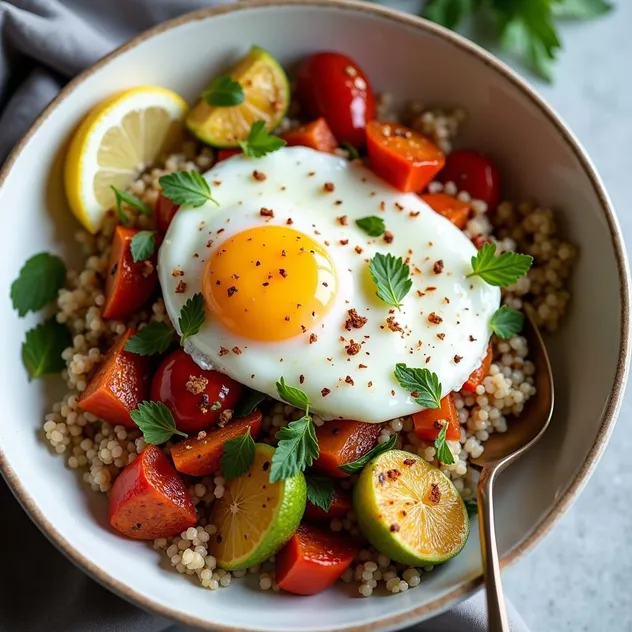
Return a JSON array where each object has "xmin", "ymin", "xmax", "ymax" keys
[
  {"xmin": 203, "ymin": 75, "xmax": 245, "ymax": 107},
  {"xmin": 234, "ymin": 388, "xmax": 267, "ymax": 417},
  {"xmin": 239, "ymin": 120, "xmax": 286, "ymax": 158},
  {"xmin": 341, "ymin": 142, "xmax": 360, "ymax": 160},
  {"xmin": 435, "ymin": 422, "xmax": 455, "ymax": 465},
  {"xmin": 158, "ymin": 171, "xmax": 219, "ymax": 208},
  {"xmin": 11, "ymin": 253, "xmax": 66, "ymax": 317},
  {"xmin": 124, "ymin": 321, "xmax": 174, "ymax": 356},
  {"xmin": 130, "ymin": 401, "xmax": 188, "ymax": 445},
  {"xmin": 394, "ymin": 364, "xmax": 442, "ymax": 409},
  {"xmin": 275, "ymin": 377, "xmax": 310, "ymax": 410},
  {"xmin": 21, "ymin": 318, "xmax": 72, "ymax": 380},
  {"xmin": 178, "ymin": 292, "xmax": 205, "ymax": 345},
  {"xmin": 130, "ymin": 230, "xmax": 156, "ymax": 263},
  {"xmin": 338, "ymin": 433, "xmax": 397, "ymax": 474},
  {"xmin": 270, "ymin": 414, "xmax": 319, "ymax": 483},
  {"xmin": 356, "ymin": 215, "xmax": 386, "ymax": 237},
  {"xmin": 221, "ymin": 428, "xmax": 256, "ymax": 480},
  {"xmin": 305, "ymin": 475, "xmax": 335, "ymax": 512},
  {"xmin": 490, "ymin": 305, "xmax": 525, "ymax": 339},
  {"xmin": 368, "ymin": 253, "xmax": 412, "ymax": 310},
  {"xmin": 464, "ymin": 498, "xmax": 478, "ymax": 517},
  {"xmin": 467, "ymin": 242, "xmax": 533, "ymax": 287},
  {"xmin": 111, "ymin": 186, "xmax": 151, "ymax": 223}
]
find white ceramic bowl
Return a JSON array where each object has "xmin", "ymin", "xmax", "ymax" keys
[{"xmin": 0, "ymin": 1, "xmax": 629, "ymax": 631}]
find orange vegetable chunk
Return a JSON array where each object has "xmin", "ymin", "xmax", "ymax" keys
[
  {"xmin": 412, "ymin": 394, "xmax": 460, "ymax": 442},
  {"xmin": 282, "ymin": 117, "xmax": 338, "ymax": 153},
  {"xmin": 462, "ymin": 343, "xmax": 493, "ymax": 392},
  {"xmin": 304, "ymin": 486, "xmax": 352, "ymax": 522},
  {"xmin": 421, "ymin": 193, "xmax": 472, "ymax": 229}
]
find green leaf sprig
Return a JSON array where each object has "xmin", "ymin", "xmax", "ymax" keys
[
  {"xmin": 467, "ymin": 242, "xmax": 533, "ymax": 287},
  {"xmin": 221, "ymin": 428, "xmax": 256, "ymax": 480},
  {"xmin": 130, "ymin": 230, "xmax": 156, "ymax": 263},
  {"xmin": 341, "ymin": 142, "xmax": 360, "ymax": 160},
  {"xmin": 239, "ymin": 120, "xmax": 286, "ymax": 158},
  {"xmin": 434, "ymin": 422, "xmax": 455, "ymax": 465},
  {"xmin": 490, "ymin": 305, "xmax": 525, "ymax": 339},
  {"xmin": 368, "ymin": 253, "xmax": 412, "ymax": 310},
  {"xmin": 305, "ymin": 475, "xmax": 335, "ymax": 512},
  {"xmin": 203, "ymin": 75, "xmax": 245, "ymax": 107},
  {"xmin": 124, "ymin": 321, "xmax": 174, "ymax": 356},
  {"xmin": 233, "ymin": 388, "xmax": 267, "ymax": 417},
  {"xmin": 11, "ymin": 252, "xmax": 66, "ymax": 317},
  {"xmin": 130, "ymin": 401, "xmax": 188, "ymax": 445},
  {"xmin": 393, "ymin": 364, "xmax": 442, "ymax": 409},
  {"xmin": 178, "ymin": 292, "xmax": 205, "ymax": 345},
  {"xmin": 111, "ymin": 186, "xmax": 151, "ymax": 224},
  {"xmin": 338, "ymin": 433, "xmax": 397, "ymax": 474},
  {"xmin": 22, "ymin": 318, "xmax": 72, "ymax": 381},
  {"xmin": 159, "ymin": 171, "xmax": 219, "ymax": 208},
  {"xmin": 356, "ymin": 216, "xmax": 386, "ymax": 237}
]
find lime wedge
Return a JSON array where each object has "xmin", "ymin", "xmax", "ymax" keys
[
  {"xmin": 187, "ymin": 46, "xmax": 290, "ymax": 147},
  {"xmin": 354, "ymin": 450, "xmax": 469, "ymax": 566},
  {"xmin": 208, "ymin": 443, "xmax": 305, "ymax": 570}
]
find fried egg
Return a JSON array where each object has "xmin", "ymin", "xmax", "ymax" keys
[{"xmin": 158, "ymin": 147, "xmax": 500, "ymax": 422}]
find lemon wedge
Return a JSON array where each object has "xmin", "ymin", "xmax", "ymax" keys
[{"xmin": 64, "ymin": 86, "xmax": 188, "ymax": 233}]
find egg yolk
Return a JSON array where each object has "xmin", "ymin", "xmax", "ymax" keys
[{"xmin": 203, "ymin": 226, "xmax": 338, "ymax": 342}]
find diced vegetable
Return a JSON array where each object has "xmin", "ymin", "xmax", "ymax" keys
[
  {"xmin": 151, "ymin": 348, "xmax": 243, "ymax": 434},
  {"xmin": 155, "ymin": 192, "xmax": 179, "ymax": 233},
  {"xmin": 102, "ymin": 226, "xmax": 158, "ymax": 320},
  {"xmin": 295, "ymin": 52, "xmax": 375, "ymax": 147},
  {"xmin": 439, "ymin": 149, "xmax": 501, "ymax": 210},
  {"xmin": 462, "ymin": 343, "xmax": 493, "ymax": 392},
  {"xmin": 109, "ymin": 445, "xmax": 196, "ymax": 540},
  {"xmin": 412, "ymin": 394, "xmax": 460, "ymax": 442},
  {"xmin": 216, "ymin": 148, "xmax": 242, "ymax": 162},
  {"xmin": 78, "ymin": 329, "xmax": 149, "ymax": 428},
  {"xmin": 171, "ymin": 410, "xmax": 263, "ymax": 476},
  {"xmin": 421, "ymin": 193, "xmax": 472, "ymax": 229},
  {"xmin": 314, "ymin": 420, "xmax": 382, "ymax": 477},
  {"xmin": 275, "ymin": 523, "xmax": 358, "ymax": 595},
  {"xmin": 304, "ymin": 486, "xmax": 352, "ymax": 521},
  {"xmin": 366, "ymin": 121, "xmax": 445, "ymax": 192},
  {"xmin": 282, "ymin": 118, "xmax": 338, "ymax": 153}
]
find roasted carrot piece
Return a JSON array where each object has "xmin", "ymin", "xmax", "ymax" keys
[
  {"xmin": 102, "ymin": 226, "xmax": 158, "ymax": 320},
  {"xmin": 421, "ymin": 193, "xmax": 472, "ymax": 229},
  {"xmin": 366, "ymin": 120, "xmax": 445, "ymax": 193},
  {"xmin": 304, "ymin": 486, "xmax": 352, "ymax": 521},
  {"xmin": 314, "ymin": 420, "xmax": 382, "ymax": 478},
  {"xmin": 171, "ymin": 410, "xmax": 263, "ymax": 477},
  {"xmin": 282, "ymin": 117, "xmax": 338, "ymax": 153},
  {"xmin": 462, "ymin": 343, "xmax": 493, "ymax": 392},
  {"xmin": 155, "ymin": 192, "xmax": 179, "ymax": 233},
  {"xmin": 109, "ymin": 445, "xmax": 196, "ymax": 540},
  {"xmin": 216, "ymin": 148, "xmax": 242, "ymax": 162},
  {"xmin": 276, "ymin": 524, "xmax": 358, "ymax": 595},
  {"xmin": 412, "ymin": 394, "xmax": 460, "ymax": 442},
  {"xmin": 78, "ymin": 329, "xmax": 149, "ymax": 429}
]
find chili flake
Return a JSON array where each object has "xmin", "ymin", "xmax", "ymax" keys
[
  {"xmin": 309, "ymin": 334, "xmax": 318, "ymax": 344},
  {"xmin": 186, "ymin": 375, "xmax": 208, "ymax": 395},
  {"xmin": 454, "ymin": 355, "xmax": 463, "ymax": 363},
  {"xmin": 227, "ymin": 286, "xmax": 238, "ymax": 297},
  {"xmin": 386, "ymin": 316, "xmax": 403, "ymax": 333},
  {"xmin": 355, "ymin": 245, "xmax": 363, "ymax": 254},
  {"xmin": 219, "ymin": 347, "xmax": 229, "ymax": 357},
  {"xmin": 260, "ymin": 207, "xmax": 274, "ymax": 217},
  {"xmin": 433, "ymin": 260, "xmax": 444, "ymax": 274},
  {"xmin": 172, "ymin": 268, "xmax": 184, "ymax": 277},
  {"xmin": 345, "ymin": 340, "xmax": 361, "ymax": 356},
  {"xmin": 336, "ymin": 215, "xmax": 348, "ymax": 226},
  {"xmin": 252, "ymin": 170, "xmax": 266, "ymax": 181},
  {"xmin": 321, "ymin": 388, "xmax": 331, "ymax": 397},
  {"xmin": 232, "ymin": 346, "xmax": 242, "ymax": 355},
  {"xmin": 345, "ymin": 308, "xmax": 367, "ymax": 331},
  {"xmin": 383, "ymin": 230, "xmax": 394, "ymax": 244},
  {"xmin": 345, "ymin": 375, "xmax": 354, "ymax": 385},
  {"xmin": 323, "ymin": 182, "xmax": 335, "ymax": 192}
]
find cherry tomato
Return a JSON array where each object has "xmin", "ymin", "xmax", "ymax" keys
[
  {"xmin": 216, "ymin": 148, "xmax": 242, "ymax": 162},
  {"xmin": 295, "ymin": 52, "xmax": 375, "ymax": 147},
  {"xmin": 438, "ymin": 150, "xmax": 501, "ymax": 210},
  {"xmin": 151, "ymin": 349, "xmax": 243, "ymax": 434},
  {"xmin": 155, "ymin": 193, "xmax": 179, "ymax": 234}
]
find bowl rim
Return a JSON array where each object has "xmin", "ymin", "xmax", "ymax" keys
[{"xmin": 0, "ymin": 0, "xmax": 629, "ymax": 630}]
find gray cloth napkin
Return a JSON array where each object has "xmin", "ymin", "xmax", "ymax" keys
[{"xmin": 0, "ymin": 1, "xmax": 531, "ymax": 631}]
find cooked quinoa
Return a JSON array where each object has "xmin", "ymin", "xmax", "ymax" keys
[{"xmin": 41, "ymin": 104, "xmax": 574, "ymax": 596}]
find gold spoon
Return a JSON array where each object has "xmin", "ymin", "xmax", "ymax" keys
[{"xmin": 469, "ymin": 304, "xmax": 555, "ymax": 632}]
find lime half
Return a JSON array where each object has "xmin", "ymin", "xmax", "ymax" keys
[
  {"xmin": 354, "ymin": 450, "xmax": 469, "ymax": 566},
  {"xmin": 209, "ymin": 443, "xmax": 306, "ymax": 570},
  {"xmin": 187, "ymin": 46, "xmax": 290, "ymax": 147}
]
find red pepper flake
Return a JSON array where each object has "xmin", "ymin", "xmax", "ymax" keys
[
  {"xmin": 321, "ymin": 388, "xmax": 331, "ymax": 397},
  {"xmin": 390, "ymin": 524, "xmax": 400, "ymax": 532},
  {"xmin": 428, "ymin": 312, "xmax": 442, "ymax": 324},
  {"xmin": 219, "ymin": 347, "xmax": 229, "ymax": 357},
  {"xmin": 299, "ymin": 375, "xmax": 305, "ymax": 384},
  {"xmin": 252, "ymin": 170, "xmax": 266, "ymax": 181},
  {"xmin": 336, "ymin": 215, "xmax": 348, "ymax": 226},
  {"xmin": 358, "ymin": 364, "xmax": 367, "ymax": 369},
  {"xmin": 345, "ymin": 340, "xmax": 361, "ymax": 356},
  {"xmin": 262, "ymin": 282, "xmax": 270, "ymax": 287},
  {"xmin": 227, "ymin": 286, "xmax": 238, "ymax": 297},
  {"xmin": 417, "ymin": 290, "xmax": 425, "ymax": 298},
  {"xmin": 469, "ymin": 335, "xmax": 477, "ymax": 342},
  {"xmin": 232, "ymin": 346, "xmax": 242, "ymax": 355},
  {"xmin": 454, "ymin": 355, "xmax": 463, "ymax": 363},
  {"xmin": 345, "ymin": 308, "xmax": 367, "ymax": 331},
  {"xmin": 355, "ymin": 245, "xmax": 363, "ymax": 254},
  {"xmin": 443, "ymin": 297, "xmax": 450, "ymax": 304},
  {"xmin": 171, "ymin": 268, "xmax": 184, "ymax": 277},
  {"xmin": 391, "ymin": 390, "xmax": 396, "ymax": 396},
  {"xmin": 323, "ymin": 182, "xmax": 335, "ymax": 192},
  {"xmin": 206, "ymin": 239, "xmax": 213, "ymax": 248},
  {"xmin": 403, "ymin": 458, "xmax": 415, "ymax": 466},
  {"xmin": 428, "ymin": 483, "xmax": 441, "ymax": 504},
  {"xmin": 308, "ymin": 171, "xmax": 316, "ymax": 177},
  {"xmin": 141, "ymin": 261, "xmax": 154, "ymax": 278},
  {"xmin": 279, "ymin": 268, "xmax": 287, "ymax": 278},
  {"xmin": 437, "ymin": 333, "xmax": 446, "ymax": 340},
  {"xmin": 175, "ymin": 280, "xmax": 187, "ymax": 294},
  {"xmin": 383, "ymin": 230, "xmax": 394, "ymax": 244},
  {"xmin": 386, "ymin": 316, "xmax": 403, "ymax": 333},
  {"xmin": 394, "ymin": 202, "xmax": 404, "ymax": 211},
  {"xmin": 217, "ymin": 228, "xmax": 225, "ymax": 235},
  {"xmin": 379, "ymin": 201, "xmax": 385, "ymax": 211},
  {"xmin": 260, "ymin": 207, "xmax": 274, "ymax": 217},
  {"xmin": 339, "ymin": 239, "xmax": 349, "ymax": 246},
  {"xmin": 409, "ymin": 211, "xmax": 420, "ymax": 217},
  {"xmin": 345, "ymin": 375, "xmax": 354, "ymax": 386},
  {"xmin": 286, "ymin": 218, "xmax": 294, "ymax": 225},
  {"xmin": 425, "ymin": 286, "xmax": 437, "ymax": 292},
  {"xmin": 186, "ymin": 375, "xmax": 208, "ymax": 395},
  {"xmin": 368, "ymin": 381, "xmax": 373, "ymax": 387},
  {"xmin": 284, "ymin": 316, "xmax": 290, "ymax": 322},
  {"xmin": 433, "ymin": 260, "xmax": 444, "ymax": 274},
  {"xmin": 309, "ymin": 334, "xmax": 318, "ymax": 344},
  {"xmin": 425, "ymin": 356, "xmax": 431, "ymax": 364}
]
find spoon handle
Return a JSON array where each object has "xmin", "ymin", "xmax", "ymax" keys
[{"xmin": 478, "ymin": 467, "xmax": 510, "ymax": 632}]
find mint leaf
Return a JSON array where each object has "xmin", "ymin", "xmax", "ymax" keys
[
  {"xmin": 276, "ymin": 377, "xmax": 310, "ymax": 411},
  {"xmin": 130, "ymin": 230, "xmax": 156, "ymax": 263},
  {"xmin": 269, "ymin": 415, "xmax": 319, "ymax": 482},
  {"xmin": 130, "ymin": 401, "xmax": 187, "ymax": 445},
  {"xmin": 435, "ymin": 422, "xmax": 455, "ymax": 465},
  {"xmin": 341, "ymin": 142, "xmax": 360, "ymax": 160},
  {"xmin": 239, "ymin": 120, "xmax": 286, "ymax": 158},
  {"xmin": 467, "ymin": 242, "xmax": 533, "ymax": 287},
  {"xmin": 234, "ymin": 388, "xmax": 267, "ymax": 417},
  {"xmin": 553, "ymin": 0, "xmax": 613, "ymax": 19},
  {"xmin": 124, "ymin": 321, "xmax": 174, "ymax": 356},
  {"xmin": 394, "ymin": 364, "xmax": 442, "ymax": 409},
  {"xmin": 203, "ymin": 75, "xmax": 245, "ymax": 107},
  {"xmin": 490, "ymin": 305, "xmax": 525, "ymax": 339},
  {"xmin": 178, "ymin": 292, "xmax": 205, "ymax": 344},
  {"xmin": 338, "ymin": 433, "xmax": 397, "ymax": 474},
  {"xmin": 356, "ymin": 216, "xmax": 386, "ymax": 237},
  {"xmin": 21, "ymin": 318, "xmax": 71, "ymax": 380},
  {"xmin": 221, "ymin": 428, "xmax": 256, "ymax": 480},
  {"xmin": 368, "ymin": 253, "xmax": 412, "ymax": 310},
  {"xmin": 305, "ymin": 475, "xmax": 335, "ymax": 512},
  {"xmin": 11, "ymin": 253, "xmax": 66, "ymax": 317},
  {"xmin": 424, "ymin": 0, "xmax": 475, "ymax": 29},
  {"xmin": 159, "ymin": 171, "xmax": 219, "ymax": 208},
  {"xmin": 111, "ymin": 186, "xmax": 151, "ymax": 223}
]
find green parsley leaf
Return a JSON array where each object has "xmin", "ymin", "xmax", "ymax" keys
[
  {"xmin": 270, "ymin": 415, "xmax": 319, "ymax": 482},
  {"xmin": 234, "ymin": 388, "xmax": 267, "ymax": 417},
  {"xmin": 276, "ymin": 377, "xmax": 310, "ymax": 411},
  {"xmin": 464, "ymin": 498, "xmax": 478, "ymax": 517},
  {"xmin": 11, "ymin": 253, "xmax": 66, "ymax": 317},
  {"xmin": 356, "ymin": 216, "xmax": 386, "ymax": 237},
  {"xmin": 124, "ymin": 321, "xmax": 174, "ymax": 356},
  {"xmin": 338, "ymin": 433, "xmax": 397, "ymax": 474},
  {"xmin": 159, "ymin": 171, "xmax": 219, "ymax": 208},
  {"xmin": 221, "ymin": 427, "xmax": 256, "ymax": 480},
  {"xmin": 111, "ymin": 186, "xmax": 151, "ymax": 223},
  {"xmin": 341, "ymin": 142, "xmax": 360, "ymax": 160},
  {"xmin": 130, "ymin": 230, "xmax": 156, "ymax": 263},
  {"xmin": 130, "ymin": 401, "xmax": 188, "ymax": 445},
  {"xmin": 21, "ymin": 318, "xmax": 72, "ymax": 380},
  {"xmin": 490, "ymin": 305, "xmax": 525, "ymax": 339},
  {"xmin": 239, "ymin": 120, "xmax": 286, "ymax": 158},
  {"xmin": 305, "ymin": 475, "xmax": 335, "ymax": 512},
  {"xmin": 368, "ymin": 253, "xmax": 412, "ymax": 310},
  {"xmin": 393, "ymin": 363, "xmax": 442, "ymax": 409},
  {"xmin": 178, "ymin": 292, "xmax": 205, "ymax": 344},
  {"xmin": 467, "ymin": 242, "xmax": 533, "ymax": 287},
  {"xmin": 435, "ymin": 422, "xmax": 455, "ymax": 465},
  {"xmin": 203, "ymin": 75, "xmax": 245, "ymax": 107},
  {"xmin": 424, "ymin": 0, "xmax": 476, "ymax": 29},
  {"xmin": 552, "ymin": 0, "xmax": 613, "ymax": 19}
]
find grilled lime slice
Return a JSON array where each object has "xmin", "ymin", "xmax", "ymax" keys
[
  {"xmin": 186, "ymin": 46, "xmax": 289, "ymax": 147},
  {"xmin": 208, "ymin": 443, "xmax": 305, "ymax": 570},
  {"xmin": 354, "ymin": 450, "xmax": 469, "ymax": 566}
]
